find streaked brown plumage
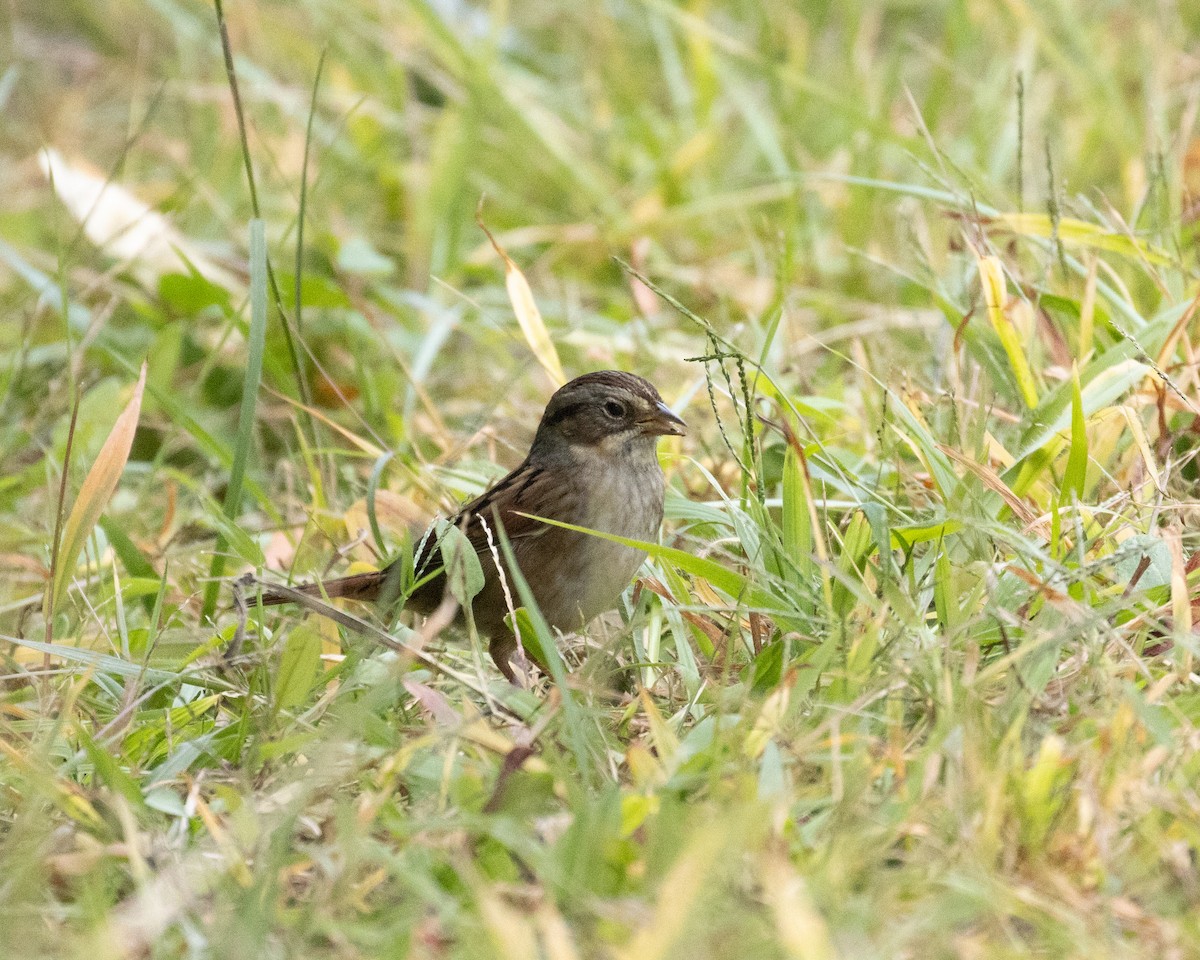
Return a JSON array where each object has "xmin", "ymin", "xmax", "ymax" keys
[{"xmin": 257, "ymin": 371, "xmax": 686, "ymax": 681}]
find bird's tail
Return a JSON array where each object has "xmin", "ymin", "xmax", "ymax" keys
[{"xmin": 256, "ymin": 569, "xmax": 391, "ymax": 607}]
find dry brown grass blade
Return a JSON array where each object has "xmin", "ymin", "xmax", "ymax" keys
[
  {"xmin": 938, "ymin": 443, "xmax": 1042, "ymax": 529},
  {"xmin": 262, "ymin": 383, "xmax": 384, "ymax": 458},
  {"xmin": 47, "ymin": 362, "xmax": 147, "ymax": 616},
  {"xmin": 638, "ymin": 576, "xmax": 728, "ymax": 646},
  {"xmin": 235, "ymin": 577, "xmax": 522, "ymax": 717},
  {"xmin": 39, "ymin": 149, "xmax": 238, "ymax": 289}
]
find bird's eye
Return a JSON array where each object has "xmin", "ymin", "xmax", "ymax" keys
[{"xmin": 603, "ymin": 400, "xmax": 627, "ymax": 419}]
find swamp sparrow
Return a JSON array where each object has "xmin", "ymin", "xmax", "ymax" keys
[{"xmin": 257, "ymin": 371, "xmax": 686, "ymax": 681}]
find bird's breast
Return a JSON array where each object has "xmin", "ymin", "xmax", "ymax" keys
[
  {"xmin": 544, "ymin": 452, "xmax": 665, "ymax": 627},
  {"xmin": 579, "ymin": 455, "xmax": 665, "ymax": 540}
]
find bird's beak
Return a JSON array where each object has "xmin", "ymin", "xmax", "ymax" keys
[{"xmin": 639, "ymin": 401, "xmax": 687, "ymax": 437}]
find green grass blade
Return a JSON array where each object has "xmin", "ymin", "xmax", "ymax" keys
[
  {"xmin": 201, "ymin": 220, "xmax": 268, "ymax": 619},
  {"xmin": 1060, "ymin": 364, "xmax": 1088, "ymax": 503}
]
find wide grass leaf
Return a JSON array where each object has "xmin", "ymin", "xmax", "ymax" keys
[{"xmin": 274, "ymin": 622, "xmax": 323, "ymax": 712}]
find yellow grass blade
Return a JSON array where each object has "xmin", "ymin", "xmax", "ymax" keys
[
  {"xmin": 1165, "ymin": 525, "xmax": 1192, "ymax": 677},
  {"xmin": 48, "ymin": 362, "xmax": 147, "ymax": 612},
  {"xmin": 615, "ymin": 825, "xmax": 726, "ymax": 960},
  {"xmin": 477, "ymin": 210, "xmax": 566, "ymax": 386},
  {"xmin": 1080, "ymin": 255, "xmax": 1097, "ymax": 360},
  {"xmin": 1120, "ymin": 405, "xmax": 1161, "ymax": 496},
  {"xmin": 976, "ymin": 253, "xmax": 1039, "ymax": 408},
  {"xmin": 992, "ymin": 212, "xmax": 1173, "ymax": 266},
  {"xmin": 639, "ymin": 689, "xmax": 681, "ymax": 765},
  {"xmin": 761, "ymin": 850, "xmax": 838, "ymax": 960}
]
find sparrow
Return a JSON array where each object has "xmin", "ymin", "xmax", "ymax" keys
[{"xmin": 257, "ymin": 371, "xmax": 686, "ymax": 681}]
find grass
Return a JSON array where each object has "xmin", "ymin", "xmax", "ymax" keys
[{"xmin": 3, "ymin": 0, "xmax": 1200, "ymax": 956}]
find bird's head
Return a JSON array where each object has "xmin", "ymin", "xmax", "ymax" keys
[{"xmin": 531, "ymin": 371, "xmax": 686, "ymax": 458}]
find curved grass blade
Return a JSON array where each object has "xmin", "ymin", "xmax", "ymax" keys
[
  {"xmin": 516, "ymin": 513, "xmax": 796, "ymax": 627},
  {"xmin": 977, "ymin": 253, "xmax": 1039, "ymax": 408},
  {"xmin": 47, "ymin": 362, "xmax": 146, "ymax": 615},
  {"xmin": 477, "ymin": 209, "xmax": 566, "ymax": 386}
]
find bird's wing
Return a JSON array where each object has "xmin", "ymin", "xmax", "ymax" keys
[{"xmin": 414, "ymin": 460, "xmax": 565, "ymax": 576}]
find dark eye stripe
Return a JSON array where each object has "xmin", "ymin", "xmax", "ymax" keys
[{"xmin": 543, "ymin": 400, "xmax": 589, "ymax": 428}]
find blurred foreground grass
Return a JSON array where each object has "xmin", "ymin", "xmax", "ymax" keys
[{"xmin": 3, "ymin": 1, "xmax": 1200, "ymax": 957}]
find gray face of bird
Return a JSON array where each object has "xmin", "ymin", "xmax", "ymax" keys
[{"xmin": 530, "ymin": 372, "xmax": 686, "ymax": 459}]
